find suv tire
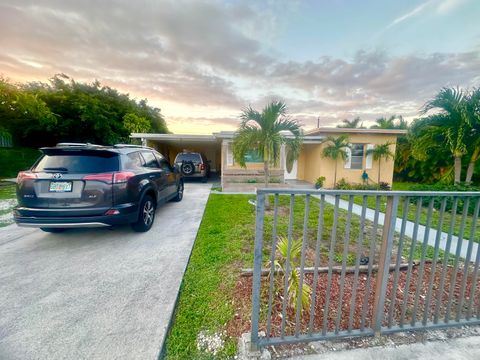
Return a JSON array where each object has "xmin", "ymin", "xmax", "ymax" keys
[
  {"xmin": 132, "ymin": 195, "xmax": 156, "ymax": 232},
  {"xmin": 180, "ymin": 161, "xmax": 195, "ymax": 176},
  {"xmin": 172, "ymin": 181, "xmax": 184, "ymax": 202}
]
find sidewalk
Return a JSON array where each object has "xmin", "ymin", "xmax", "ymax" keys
[
  {"xmin": 289, "ymin": 335, "xmax": 480, "ymax": 360},
  {"xmin": 322, "ymin": 195, "xmax": 478, "ymax": 261}
]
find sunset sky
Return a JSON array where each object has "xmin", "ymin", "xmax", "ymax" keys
[{"xmin": 1, "ymin": 0, "xmax": 479, "ymax": 134}]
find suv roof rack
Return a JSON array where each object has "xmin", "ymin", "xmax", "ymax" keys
[
  {"xmin": 113, "ymin": 144, "xmax": 153, "ymax": 150},
  {"xmin": 56, "ymin": 142, "xmax": 103, "ymax": 147}
]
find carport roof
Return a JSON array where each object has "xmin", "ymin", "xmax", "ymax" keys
[{"xmin": 130, "ymin": 131, "xmax": 325, "ymax": 143}]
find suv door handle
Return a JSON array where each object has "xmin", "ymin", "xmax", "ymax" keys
[{"xmin": 149, "ymin": 175, "xmax": 155, "ymax": 178}]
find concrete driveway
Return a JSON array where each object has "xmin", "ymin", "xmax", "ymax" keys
[{"xmin": 0, "ymin": 182, "xmax": 211, "ymax": 360}]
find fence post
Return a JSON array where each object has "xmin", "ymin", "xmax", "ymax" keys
[
  {"xmin": 372, "ymin": 195, "xmax": 399, "ymax": 334},
  {"xmin": 250, "ymin": 191, "xmax": 266, "ymax": 351}
]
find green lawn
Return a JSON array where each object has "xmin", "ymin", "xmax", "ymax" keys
[
  {"xmin": 164, "ymin": 192, "xmax": 448, "ymax": 359},
  {"xmin": 164, "ymin": 194, "xmax": 256, "ymax": 359},
  {"xmin": 0, "ymin": 147, "xmax": 41, "ymax": 179},
  {"xmin": 0, "ymin": 183, "xmax": 16, "ymax": 227},
  {"xmin": 343, "ymin": 182, "xmax": 480, "ymax": 243}
]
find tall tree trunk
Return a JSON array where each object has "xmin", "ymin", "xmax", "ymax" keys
[
  {"xmin": 454, "ymin": 156, "xmax": 462, "ymax": 184},
  {"xmin": 377, "ymin": 157, "xmax": 381, "ymax": 184},
  {"xmin": 263, "ymin": 160, "xmax": 269, "ymax": 188},
  {"xmin": 465, "ymin": 147, "xmax": 480, "ymax": 184},
  {"xmin": 334, "ymin": 161, "xmax": 337, "ymax": 188},
  {"xmin": 264, "ymin": 160, "xmax": 270, "ymax": 208}
]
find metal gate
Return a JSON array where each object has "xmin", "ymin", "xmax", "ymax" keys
[{"xmin": 250, "ymin": 189, "xmax": 480, "ymax": 348}]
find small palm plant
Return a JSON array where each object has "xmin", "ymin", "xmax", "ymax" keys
[
  {"xmin": 321, "ymin": 135, "xmax": 350, "ymax": 187},
  {"xmin": 270, "ymin": 236, "xmax": 311, "ymax": 310},
  {"xmin": 366, "ymin": 142, "xmax": 395, "ymax": 183}
]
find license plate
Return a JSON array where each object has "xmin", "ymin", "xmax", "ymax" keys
[{"xmin": 49, "ymin": 181, "xmax": 73, "ymax": 192}]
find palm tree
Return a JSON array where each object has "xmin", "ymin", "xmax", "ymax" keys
[
  {"xmin": 321, "ymin": 135, "xmax": 350, "ymax": 187},
  {"xmin": 370, "ymin": 115, "xmax": 404, "ymax": 129},
  {"xmin": 464, "ymin": 88, "xmax": 480, "ymax": 183},
  {"xmin": 419, "ymin": 87, "xmax": 468, "ymax": 184},
  {"xmin": 337, "ymin": 117, "xmax": 364, "ymax": 128},
  {"xmin": 233, "ymin": 101, "xmax": 303, "ymax": 198},
  {"xmin": 366, "ymin": 142, "xmax": 395, "ymax": 183}
]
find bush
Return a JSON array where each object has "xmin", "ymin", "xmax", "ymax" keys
[
  {"xmin": 335, "ymin": 178, "xmax": 351, "ymax": 190},
  {"xmin": 335, "ymin": 178, "xmax": 390, "ymax": 191},
  {"xmin": 408, "ymin": 183, "xmax": 480, "ymax": 215},
  {"xmin": 315, "ymin": 176, "xmax": 326, "ymax": 189},
  {"xmin": 378, "ymin": 181, "xmax": 391, "ymax": 190}
]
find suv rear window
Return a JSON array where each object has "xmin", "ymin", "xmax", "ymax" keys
[
  {"xmin": 33, "ymin": 150, "xmax": 119, "ymax": 173},
  {"xmin": 175, "ymin": 153, "xmax": 202, "ymax": 163}
]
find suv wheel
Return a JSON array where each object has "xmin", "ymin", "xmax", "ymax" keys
[
  {"xmin": 172, "ymin": 181, "xmax": 184, "ymax": 202},
  {"xmin": 40, "ymin": 228, "xmax": 66, "ymax": 233},
  {"xmin": 181, "ymin": 161, "xmax": 194, "ymax": 176},
  {"xmin": 132, "ymin": 195, "xmax": 156, "ymax": 232}
]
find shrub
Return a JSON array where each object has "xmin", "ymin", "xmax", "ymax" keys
[
  {"xmin": 408, "ymin": 183, "xmax": 480, "ymax": 215},
  {"xmin": 378, "ymin": 181, "xmax": 391, "ymax": 190},
  {"xmin": 315, "ymin": 176, "xmax": 326, "ymax": 189},
  {"xmin": 335, "ymin": 178, "xmax": 352, "ymax": 190},
  {"xmin": 270, "ymin": 237, "xmax": 311, "ymax": 310}
]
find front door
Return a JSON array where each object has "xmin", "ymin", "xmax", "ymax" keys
[{"xmin": 284, "ymin": 147, "xmax": 298, "ymax": 180}]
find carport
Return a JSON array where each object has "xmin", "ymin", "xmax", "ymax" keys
[{"xmin": 130, "ymin": 133, "xmax": 222, "ymax": 174}]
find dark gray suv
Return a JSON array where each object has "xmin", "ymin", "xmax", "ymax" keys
[{"xmin": 14, "ymin": 143, "xmax": 183, "ymax": 233}]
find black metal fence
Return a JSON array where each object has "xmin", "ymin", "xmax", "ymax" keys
[{"xmin": 250, "ymin": 189, "xmax": 480, "ymax": 348}]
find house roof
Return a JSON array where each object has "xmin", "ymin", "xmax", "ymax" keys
[
  {"xmin": 130, "ymin": 127, "xmax": 406, "ymax": 144},
  {"xmin": 306, "ymin": 127, "xmax": 407, "ymax": 136}
]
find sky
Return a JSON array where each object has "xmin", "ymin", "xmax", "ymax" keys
[{"xmin": 0, "ymin": 0, "xmax": 479, "ymax": 134}]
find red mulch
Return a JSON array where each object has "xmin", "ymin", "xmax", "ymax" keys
[{"xmin": 226, "ymin": 263, "xmax": 480, "ymax": 338}]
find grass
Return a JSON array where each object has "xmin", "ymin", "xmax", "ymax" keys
[
  {"xmin": 0, "ymin": 182, "xmax": 16, "ymax": 227},
  {"xmin": 165, "ymin": 192, "xmax": 453, "ymax": 358},
  {"xmin": 164, "ymin": 194, "xmax": 256, "ymax": 359},
  {"xmin": 0, "ymin": 147, "xmax": 41, "ymax": 179},
  {"xmin": 341, "ymin": 181, "xmax": 480, "ymax": 243}
]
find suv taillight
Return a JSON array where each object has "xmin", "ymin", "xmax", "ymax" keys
[
  {"xmin": 83, "ymin": 173, "xmax": 114, "ymax": 183},
  {"xmin": 200, "ymin": 164, "xmax": 205, "ymax": 170},
  {"xmin": 17, "ymin": 171, "xmax": 37, "ymax": 183},
  {"xmin": 113, "ymin": 171, "xmax": 135, "ymax": 183},
  {"xmin": 83, "ymin": 172, "xmax": 135, "ymax": 184}
]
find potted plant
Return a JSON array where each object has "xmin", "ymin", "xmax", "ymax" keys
[{"xmin": 315, "ymin": 176, "xmax": 326, "ymax": 189}]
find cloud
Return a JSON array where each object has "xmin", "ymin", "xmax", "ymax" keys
[
  {"xmin": 386, "ymin": 0, "xmax": 436, "ymax": 29},
  {"xmin": 0, "ymin": 0, "xmax": 479, "ymax": 133}
]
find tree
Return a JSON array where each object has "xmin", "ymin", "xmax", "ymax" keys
[
  {"xmin": 233, "ymin": 101, "xmax": 302, "ymax": 201},
  {"xmin": 370, "ymin": 115, "xmax": 407, "ymax": 129},
  {"xmin": 417, "ymin": 87, "xmax": 468, "ymax": 184},
  {"xmin": 337, "ymin": 117, "xmax": 364, "ymax": 128},
  {"xmin": 464, "ymin": 88, "xmax": 480, "ymax": 183},
  {"xmin": 321, "ymin": 135, "xmax": 350, "ymax": 187},
  {"xmin": 366, "ymin": 142, "xmax": 395, "ymax": 183},
  {"xmin": 123, "ymin": 113, "xmax": 152, "ymax": 133},
  {"xmin": 0, "ymin": 75, "xmax": 169, "ymax": 147}
]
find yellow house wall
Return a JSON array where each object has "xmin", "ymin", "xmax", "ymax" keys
[{"xmin": 299, "ymin": 134, "xmax": 398, "ymax": 188}]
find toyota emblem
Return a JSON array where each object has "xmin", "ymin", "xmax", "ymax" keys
[{"xmin": 52, "ymin": 173, "xmax": 63, "ymax": 179}]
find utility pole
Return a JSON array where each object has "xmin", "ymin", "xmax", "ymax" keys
[{"xmin": 317, "ymin": 116, "xmax": 320, "ymax": 128}]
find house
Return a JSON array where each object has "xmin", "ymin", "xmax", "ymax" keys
[{"xmin": 130, "ymin": 127, "xmax": 406, "ymax": 190}]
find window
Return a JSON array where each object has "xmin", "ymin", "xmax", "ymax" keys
[
  {"xmin": 350, "ymin": 144, "xmax": 364, "ymax": 169},
  {"xmin": 175, "ymin": 153, "xmax": 202, "ymax": 163},
  {"xmin": 125, "ymin": 152, "xmax": 145, "ymax": 169},
  {"xmin": 155, "ymin": 152, "xmax": 172, "ymax": 171},
  {"xmin": 34, "ymin": 151, "xmax": 119, "ymax": 173},
  {"xmin": 141, "ymin": 151, "xmax": 160, "ymax": 168}
]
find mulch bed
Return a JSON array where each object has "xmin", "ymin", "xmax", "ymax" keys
[{"xmin": 227, "ymin": 263, "xmax": 480, "ymax": 338}]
